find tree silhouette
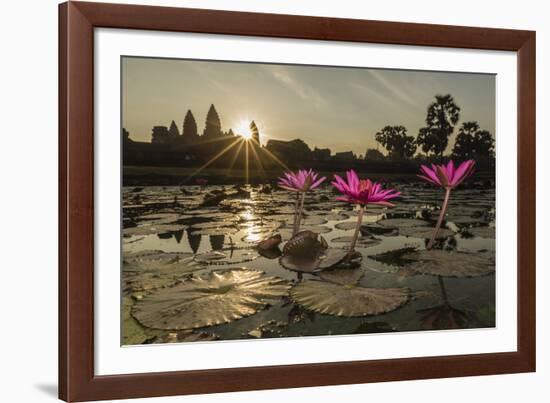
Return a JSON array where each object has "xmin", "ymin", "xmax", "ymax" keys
[
  {"xmin": 182, "ymin": 110, "xmax": 198, "ymax": 139},
  {"xmin": 364, "ymin": 148, "xmax": 385, "ymax": 161},
  {"xmin": 452, "ymin": 121, "xmax": 495, "ymax": 159},
  {"xmin": 375, "ymin": 125, "xmax": 416, "ymax": 160},
  {"xmin": 417, "ymin": 94, "xmax": 461, "ymax": 161}
]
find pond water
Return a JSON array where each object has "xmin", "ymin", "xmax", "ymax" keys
[{"xmin": 122, "ymin": 180, "xmax": 495, "ymax": 345}]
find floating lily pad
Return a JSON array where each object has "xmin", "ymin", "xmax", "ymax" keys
[
  {"xmin": 132, "ymin": 269, "xmax": 290, "ymax": 330},
  {"xmin": 279, "ymin": 248, "xmax": 349, "ymax": 273},
  {"xmin": 190, "ymin": 227, "xmax": 238, "ymax": 236},
  {"xmin": 360, "ymin": 223, "xmax": 399, "ymax": 236},
  {"xmin": 377, "ymin": 218, "xmax": 430, "ymax": 228},
  {"xmin": 290, "ymin": 280, "xmax": 409, "ymax": 317},
  {"xmin": 152, "ymin": 331, "xmax": 219, "ymax": 344},
  {"xmin": 122, "ymin": 297, "xmax": 162, "ymax": 345},
  {"xmin": 399, "ymin": 226, "xmax": 454, "ymax": 239},
  {"xmin": 331, "ymin": 236, "xmax": 382, "ymax": 247},
  {"xmin": 402, "ymin": 250, "xmax": 495, "ymax": 277},
  {"xmin": 334, "ymin": 222, "xmax": 358, "ymax": 231},
  {"xmin": 283, "ymin": 230, "xmax": 327, "ymax": 256},
  {"xmin": 257, "ymin": 234, "xmax": 282, "ymax": 250},
  {"xmin": 318, "ymin": 267, "xmax": 364, "ymax": 285},
  {"xmin": 193, "ymin": 248, "xmax": 258, "ymax": 265},
  {"xmin": 122, "ymin": 251, "xmax": 202, "ymax": 292},
  {"xmin": 320, "ymin": 212, "xmax": 350, "ymax": 221},
  {"xmin": 279, "ymin": 226, "xmax": 333, "ymax": 239},
  {"xmin": 124, "ymin": 224, "xmax": 185, "ymax": 236},
  {"xmin": 463, "ymin": 226, "xmax": 495, "ymax": 239}
]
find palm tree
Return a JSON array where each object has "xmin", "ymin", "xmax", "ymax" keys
[{"xmin": 417, "ymin": 94, "xmax": 460, "ymax": 162}]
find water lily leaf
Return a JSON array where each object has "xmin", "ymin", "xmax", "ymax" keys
[
  {"xmin": 279, "ymin": 226, "xmax": 333, "ymax": 239},
  {"xmin": 378, "ymin": 218, "xmax": 430, "ymax": 228},
  {"xmin": 132, "ymin": 269, "xmax": 290, "ymax": 330},
  {"xmin": 399, "ymin": 226, "xmax": 454, "ymax": 239},
  {"xmin": 283, "ymin": 230, "xmax": 327, "ymax": 256},
  {"xmin": 152, "ymin": 331, "xmax": 219, "ymax": 344},
  {"xmin": 317, "ymin": 249, "xmax": 350, "ymax": 270},
  {"xmin": 122, "ymin": 297, "xmax": 162, "ymax": 345},
  {"xmin": 257, "ymin": 234, "xmax": 282, "ymax": 250},
  {"xmin": 330, "ymin": 236, "xmax": 382, "ymax": 247},
  {"xmin": 193, "ymin": 248, "xmax": 258, "ymax": 265},
  {"xmin": 190, "ymin": 227, "xmax": 238, "ymax": 236},
  {"xmin": 122, "ymin": 251, "xmax": 202, "ymax": 292},
  {"xmin": 334, "ymin": 222, "xmax": 358, "ymax": 231},
  {"xmin": 318, "ymin": 267, "xmax": 364, "ymax": 285},
  {"xmin": 124, "ymin": 224, "xmax": 185, "ymax": 236},
  {"xmin": 353, "ymin": 321, "xmax": 396, "ymax": 334},
  {"xmin": 463, "ymin": 226, "xmax": 495, "ymax": 239},
  {"xmin": 290, "ymin": 280, "xmax": 409, "ymax": 317},
  {"xmin": 402, "ymin": 250, "xmax": 495, "ymax": 277},
  {"xmin": 360, "ymin": 223, "xmax": 399, "ymax": 236},
  {"xmin": 320, "ymin": 212, "xmax": 350, "ymax": 221},
  {"xmin": 279, "ymin": 254, "xmax": 321, "ymax": 273}
]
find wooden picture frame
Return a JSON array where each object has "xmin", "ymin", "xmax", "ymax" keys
[{"xmin": 59, "ymin": 1, "xmax": 536, "ymax": 401}]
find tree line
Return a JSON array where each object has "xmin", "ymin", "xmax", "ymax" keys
[{"xmin": 371, "ymin": 94, "xmax": 495, "ymax": 162}]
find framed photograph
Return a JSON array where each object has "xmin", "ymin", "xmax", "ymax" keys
[{"xmin": 59, "ymin": 1, "xmax": 536, "ymax": 401}]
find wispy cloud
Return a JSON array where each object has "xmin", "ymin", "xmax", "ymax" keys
[
  {"xmin": 367, "ymin": 70, "xmax": 422, "ymax": 110},
  {"xmin": 268, "ymin": 66, "xmax": 326, "ymax": 109}
]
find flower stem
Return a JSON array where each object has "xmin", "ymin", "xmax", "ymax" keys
[
  {"xmin": 427, "ymin": 187, "xmax": 452, "ymax": 250},
  {"xmin": 294, "ymin": 192, "xmax": 306, "ymax": 235},
  {"xmin": 292, "ymin": 193, "xmax": 300, "ymax": 236},
  {"xmin": 349, "ymin": 205, "xmax": 365, "ymax": 254}
]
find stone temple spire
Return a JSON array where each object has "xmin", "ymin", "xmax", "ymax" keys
[
  {"xmin": 182, "ymin": 109, "xmax": 198, "ymax": 140},
  {"xmin": 203, "ymin": 104, "xmax": 222, "ymax": 139},
  {"xmin": 250, "ymin": 120, "xmax": 260, "ymax": 144}
]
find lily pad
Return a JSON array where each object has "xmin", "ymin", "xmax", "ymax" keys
[
  {"xmin": 398, "ymin": 226, "xmax": 454, "ymax": 239},
  {"xmin": 193, "ymin": 248, "xmax": 258, "ymax": 265},
  {"xmin": 378, "ymin": 218, "xmax": 430, "ymax": 228},
  {"xmin": 122, "ymin": 297, "xmax": 162, "ymax": 345},
  {"xmin": 152, "ymin": 331, "xmax": 219, "ymax": 344},
  {"xmin": 132, "ymin": 269, "xmax": 291, "ymax": 330},
  {"xmin": 124, "ymin": 224, "xmax": 185, "ymax": 236},
  {"xmin": 334, "ymin": 222, "xmax": 358, "ymax": 231},
  {"xmin": 360, "ymin": 223, "xmax": 399, "ymax": 236},
  {"xmin": 331, "ymin": 236, "xmax": 382, "ymax": 248},
  {"xmin": 122, "ymin": 251, "xmax": 202, "ymax": 292},
  {"xmin": 279, "ymin": 248, "xmax": 349, "ymax": 273},
  {"xmin": 290, "ymin": 280, "xmax": 409, "ymax": 317},
  {"xmin": 402, "ymin": 250, "xmax": 495, "ymax": 277},
  {"xmin": 318, "ymin": 267, "xmax": 364, "ymax": 285},
  {"xmin": 463, "ymin": 226, "xmax": 495, "ymax": 239}
]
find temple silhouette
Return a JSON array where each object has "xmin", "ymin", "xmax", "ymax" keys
[{"xmin": 123, "ymin": 103, "xmax": 358, "ymax": 173}]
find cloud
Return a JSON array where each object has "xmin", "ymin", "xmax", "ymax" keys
[{"xmin": 268, "ymin": 66, "xmax": 326, "ymax": 109}]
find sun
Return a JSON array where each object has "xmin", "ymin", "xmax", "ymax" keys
[{"xmin": 235, "ymin": 120, "xmax": 253, "ymax": 140}]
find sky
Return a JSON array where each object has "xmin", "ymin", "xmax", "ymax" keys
[{"xmin": 122, "ymin": 56, "xmax": 495, "ymax": 155}]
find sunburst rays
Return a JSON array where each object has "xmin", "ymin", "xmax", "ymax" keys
[{"xmin": 184, "ymin": 125, "xmax": 289, "ymax": 184}]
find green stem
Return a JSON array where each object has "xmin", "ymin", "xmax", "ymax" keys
[
  {"xmin": 291, "ymin": 192, "xmax": 300, "ymax": 236},
  {"xmin": 294, "ymin": 192, "xmax": 306, "ymax": 235},
  {"xmin": 349, "ymin": 205, "xmax": 365, "ymax": 254},
  {"xmin": 427, "ymin": 187, "xmax": 452, "ymax": 250}
]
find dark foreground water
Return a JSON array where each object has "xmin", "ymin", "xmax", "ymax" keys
[{"xmin": 121, "ymin": 180, "xmax": 495, "ymax": 345}]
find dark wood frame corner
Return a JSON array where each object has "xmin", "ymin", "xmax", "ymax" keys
[{"xmin": 59, "ymin": 1, "xmax": 536, "ymax": 401}]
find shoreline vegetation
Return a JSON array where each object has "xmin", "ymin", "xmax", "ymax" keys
[{"xmin": 123, "ymin": 165, "xmax": 495, "ymax": 186}]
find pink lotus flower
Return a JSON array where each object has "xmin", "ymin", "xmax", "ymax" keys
[
  {"xmin": 332, "ymin": 170, "xmax": 400, "ymax": 254},
  {"xmin": 418, "ymin": 160, "xmax": 475, "ymax": 189},
  {"xmin": 332, "ymin": 170, "xmax": 401, "ymax": 207},
  {"xmin": 195, "ymin": 178, "xmax": 208, "ymax": 186},
  {"xmin": 417, "ymin": 159, "xmax": 476, "ymax": 250},
  {"xmin": 278, "ymin": 169, "xmax": 326, "ymax": 193},
  {"xmin": 278, "ymin": 169, "xmax": 326, "ymax": 236}
]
